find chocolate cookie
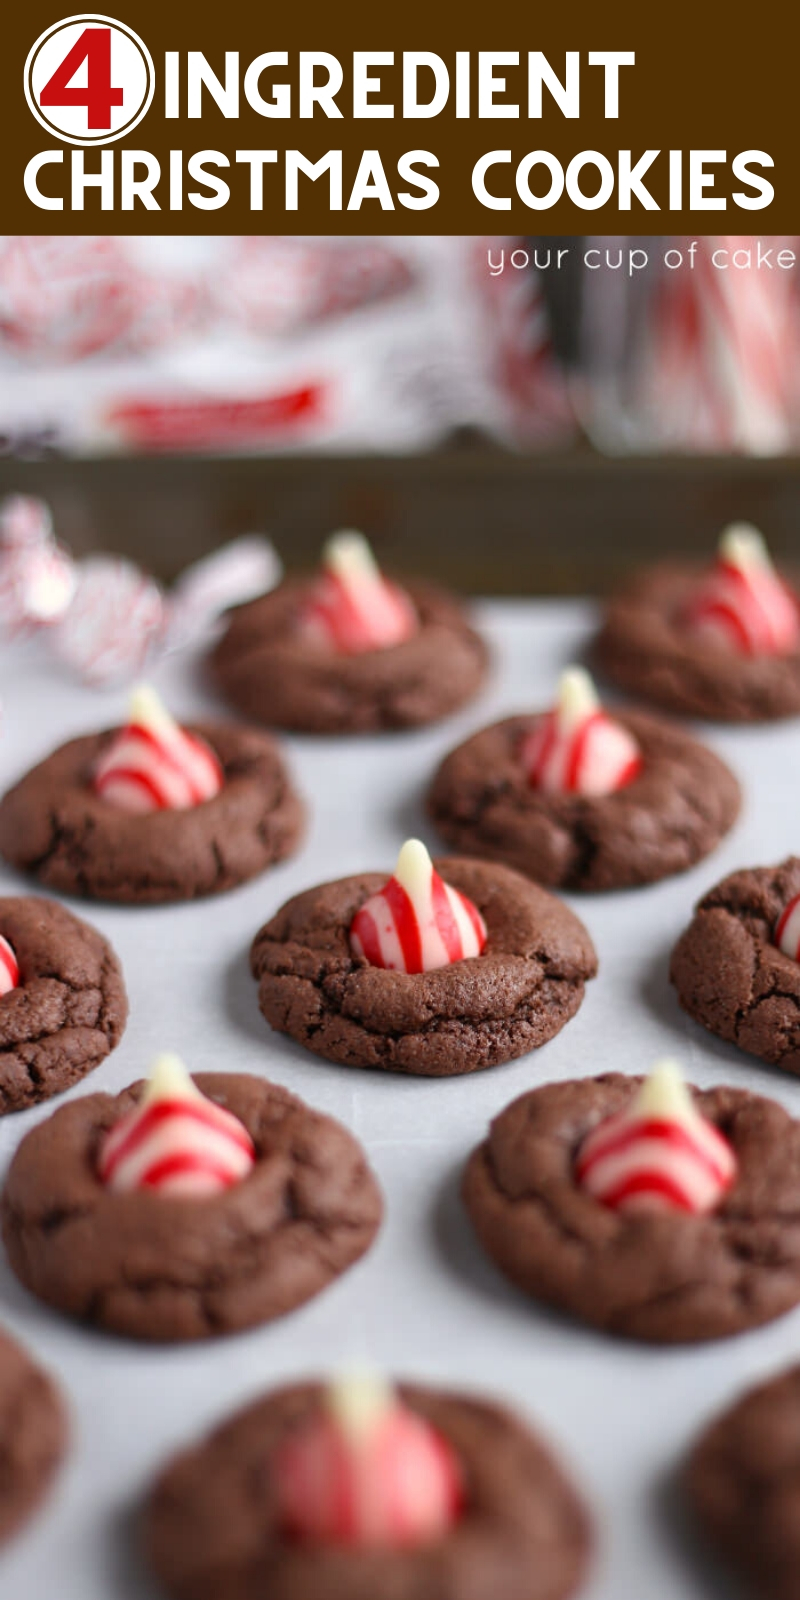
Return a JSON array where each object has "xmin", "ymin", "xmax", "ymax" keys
[
  {"xmin": 0, "ymin": 896, "xmax": 127, "ymax": 1113},
  {"xmin": 250, "ymin": 858, "xmax": 597, "ymax": 1076},
  {"xmin": 463, "ymin": 1074, "xmax": 800, "ymax": 1342},
  {"xmin": 210, "ymin": 579, "xmax": 489, "ymax": 733},
  {"xmin": 686, "ymin": 1365, "xmax": 800, "ymax": 1600},
  {"xmin": 0, "ymin": 722, "xmax": 304, "ymax": 904},
  {"xmin": 145, "ymin": 1380, "xmax": 592, "ymax": 1600},
  {"xmin": 596, "ymin": 561, "xmax": 800, "ymax": 721},
  {"xmin": 671, "ymin": 858, "xmax": 800, "ymax": 1074},
  {"xmin": 428, "ymin": 710, "xmax": 740, "ymax": 891},
  {"xmin": 2, "ymin": 1073, "xmax": 382, "ymax": 1342},
  {"xmin": 0, "ymin": 1324, "xmax": 66, "ymax": 1547}
]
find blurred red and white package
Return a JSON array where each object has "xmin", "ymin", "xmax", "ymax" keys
[
  {"xmin": 578, "ymin": 236, "xmax": 800, "ymax": 455},
  {"xmin": 0, "ymin": 235, "xmax": 575, "ymax": 456}
]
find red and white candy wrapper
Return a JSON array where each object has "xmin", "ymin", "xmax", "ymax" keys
[
  {"xmin": 575, "ymin": 1060, "xmax": 737, "ymax": 1215},
  {"xmin": 93, "ymin": 685, "xmax": 222, "ymax": 814},
  {"xmin": 298, "ymin": 532, "xmax": 417, "ymax": 656},
  {"xmin": 683, "ymin": 525, "xmax": 800, "ymax": 657},
  {"xmin": 775, "ymin": 894, "xmax": 800, "ymax": 962},
  {"xmin": 520, "ymin": 667, "xmax": 643, "ymax": 797},
  {"xmin": 0, "ymin": 495, "xmax": 281, "ymax": 686},
  {"xmin": 166, "ymin": 535, "xmax": 283, "ymax": 652},
  {"xmin": 98, "ymin": 1053, "xmax": 255, "ymax": 1197},
  {"xmin": 222, "ymin": 238, "xmax": 415, "ymax": 340},
  {"xmin": 0, "ymin": 496, "xmax": 76, "ymax": 636},
  {"xmin": 53, "ymin": 555, "xmax": 165, "ymax": 686},
  {"xmin": 0, "ymin": 934, "xmax": 20, "ymax": 997},
  {"xmin": 350, "ymin": 839, "xmax": 487, "ymax": 975},
  {"xmin": 276, "ymin": 1375, "xmax": 462, "ymax": 1548}
]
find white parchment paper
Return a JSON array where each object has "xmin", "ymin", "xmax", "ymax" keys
[{"xmin": 1, "ymin": 599, "xmax": 796, "ymax": 1600}]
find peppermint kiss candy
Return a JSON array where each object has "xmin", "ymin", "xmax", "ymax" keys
[
  {"xmin": 350, "ymin": 839, "xmax": 487, "ymax": 975},
  {"xmin": 99, "ymin": 1053, "xmax": 255, "ymax": 1197},
  {"xmin": 0, "ymin": 935, "xmax": 19, "ymax": 997},
  {"xmin": 775, "ymin": 893, "xmax": 800, "ymax": 962},
  {"xmin": 684, "ymin": 524, "xmax": 800, "ymax": 657},
  {"xmin": 576, "ymin": 1060, "xmax": 737, "ymax": 1215},
  {"xmin": 520, "ymin": 667, "xmax": 643, "ymax": 797},
  {"xmin": 0, "ymin": 495, "xmax": 76, "ymax": 635},
  {"xmin": 93, "ymin": 685, "xmax": 223, "ymax": 813},
  {"xmin": 53, "ymin": 555, "xmax": 166, "ymax": 687},
  {"xmin": 298, "ymin": 532, "xmax": 417, "ymax": 655},
  {"xmin": 275, "ymin": 1375, "xmax": 462, "ymax": 1547}
]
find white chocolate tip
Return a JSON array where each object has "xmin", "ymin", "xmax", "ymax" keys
[
  {"xmin": 557, "ymin": 666, "xmax": 600, "ymax": 728},
  {"xmin": 322, "ymin": 530, "xmax": 380, "ymax": 584},
  {"xmin": 128, "ymin": 683, "xmax": 178, "ymax": 737},
  {"xmin": 326, "ymin": 1372, "xmax": 395, "ymax": 1439},
  {"xmin": 719, "ymin": 523, "xmax": 771, "ymax": 573},
  {"xmin": 142, "ymin": 1052, "xmax": 201, "ymax": 1106},
  {"xmin": 633, "ymin": 1058, "xmax": 697, "ymax": 1124},
  {"xmin": 394, "ymin": 838, "xmax": 434, "ymax": 897}
]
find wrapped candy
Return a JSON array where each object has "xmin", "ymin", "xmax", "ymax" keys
[
  {"xmin": 775, "ymin": 893, "xmax": 800, "ymax": 962},
  {"xmin": 0, "ymin": 934, "xmax": 19, "ymax": 996},
  {"xmin": 575, "ymin": 1059, "xmax": 737, "ymax": 1215},
  {"xmin": 93, "ymin": 685, "xmax": 222, "ymax": 813},
  {"xmin": 0, "ymin": 496, "xmax": 76, "ymax": 635},
  {"xmin": 520, "ymin": 667, "xmax": 642, "ymax": 796},
  {"xmin": 275, "ymin": 1375, "xmax": 462, "ymax": 1547},
  {"xmin": 350, "ymin": 839, "xmax": 487, "ymax": 974},
  {"xmin": 683, "ymin": 524, "xmax": 800, "ymax": 657},
  {"xmin": 298, "ymin": 532, "xmax": 417, "ymax": 655},
  {"xmin": 98, "ymin": 1053, "xmax": 255, "ymax": 1197},
  {"xmin": 0, "ymin": 494, "xmax": 281, "ymax": 686}
]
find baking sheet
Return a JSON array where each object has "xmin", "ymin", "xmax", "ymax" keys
[{"xmin": 1, "ymin": 598, "xmax": 796, "ymax": 1600}]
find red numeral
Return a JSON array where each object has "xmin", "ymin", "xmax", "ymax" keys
[{"xmin": 39, "ymin": 27, "xmax": 123, "ymax": 130}]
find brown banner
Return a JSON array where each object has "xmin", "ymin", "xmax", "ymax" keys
[{"xmin": 1, "ymin": 0, "xmax": 797, "ymax": 233}]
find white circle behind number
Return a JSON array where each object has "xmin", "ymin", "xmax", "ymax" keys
[{"xmin": 24, "ymin": 14, "xmax": 155, "ymax": 146}]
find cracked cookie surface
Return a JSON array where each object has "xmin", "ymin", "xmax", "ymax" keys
[
  {"xmin": 0, "ymin": 722, "xmax": 304, "ymax": 905},
  {"xmin": 427, "ymin": 711, "xmax": 740, "ymax": 891},
  {"xmin": 463, "ymin": 1074, "xmax": 800, "ymax": 1343},
  {"xmin": 146, "ymin": 1379, "xmax": 592, "ymax": 1600},
  {"xmin": 210, "ymin": 578, "xmax": 489, "ymax": 733},
  {"xmin": 595, "ymin": 561, "xmax": 800, "ymax": 722},
  {"xmin": 687, "ymin": 1364, "xmax": 800, "ymax": 1600},
  {"xmin": 1, "ymin": 1073, "xmax": 382, "ymax": 1342},
  {"xmin": 250, "ymin": 858, "xmax": 597, "ymax": 1077},
  {"xmin": 0, "ymin": 896, "xmax": 127, "ymax": 1113},
  {"xmin": 671, "ymin": 858, "xmax": 800, "ymax": 1073},
  {"xmin": 0, "ymin": 1325, "xmax": 67, "ymax": 1547}
]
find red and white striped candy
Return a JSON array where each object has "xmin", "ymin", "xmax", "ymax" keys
[
  {"xmin": 93, "ymin": 685, "xmax": 222, "ymax": 814},
  {"xmin": 53, "ymin": 555, "xmax": 165, "ymax": 687},
  {"xmin": 350, "ymin": 840, "xmax": 487, "ymax": 975},
  {"xmin": 298, "ymin": 532, "xmax": 417, "ymax": 655},
  {"xmin": 275, "ymin": 1376, "xmax": 462, "ymax": 1548},
  {"xmin": 0, "ymin": 495, "xmax": 76, "ymax": 635},
  {"xmin": 0, "ymin": 935, "xmax": 20, "ymax": 997},
  {"xmin": 520, "ymin": 667, "xmax": 642, "ymax": 797},
  {"xmin": 684, "ymin": 525, "xmax": 799, "ymax": 657},
  {"xmin": 99, "ymin": 1054, "xmax": 255, "ymax": 1198},
  {"xmin": 576, "ymin": 1061, "xmax": 737, "ymax": 1215},
  {"xmin": 775, "ymin": 893, "xmax": 800, "ymax": 962}
]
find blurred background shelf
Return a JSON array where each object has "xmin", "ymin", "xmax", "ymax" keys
[{"xmin": 1, "ymin": 448, "xmax": 798, "ymax": 594}]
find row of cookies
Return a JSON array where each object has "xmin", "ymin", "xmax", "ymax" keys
[
  {"xmin": 5, "ymin": 1310, "xmax": 800, "ymax": 1600},
  {"xmin": 5, "ymin": 1045, "xmax": 800, "ymax": 1600},
  {"xmin": 209, "ymin": 522, "xmax": 800, "ymax": 733},
  {"xmin": 3, "ymin": 827, "xmax": 800, "ymax": 1106}
]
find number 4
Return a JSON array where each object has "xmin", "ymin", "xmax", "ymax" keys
[{"xmin": 39, "ymin": 27, "xmax": 123, "ymax": 130}]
